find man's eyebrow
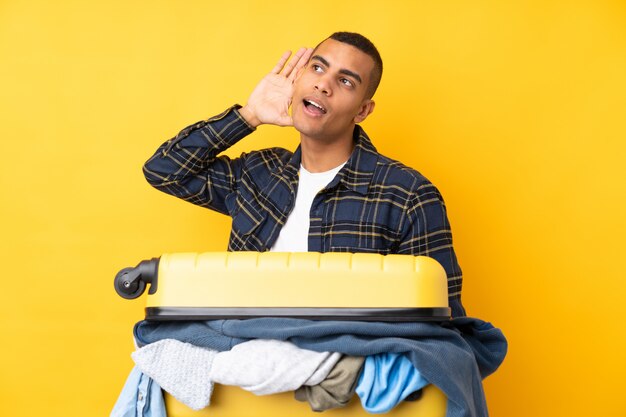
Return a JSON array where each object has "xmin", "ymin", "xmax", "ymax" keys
[{"xmin": 311, "ymin": 55, "xmax": 363, "ymax": 84}]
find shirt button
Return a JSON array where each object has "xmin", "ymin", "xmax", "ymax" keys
[{"xmin": 138, "ymin": 392, "xmax": 144, "ymax": 401}]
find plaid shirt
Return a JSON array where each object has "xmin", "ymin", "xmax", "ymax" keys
[{"xmin": 144, "ymin": 106, "xmax": 466, "ymax": 317}]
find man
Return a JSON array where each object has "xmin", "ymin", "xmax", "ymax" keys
[{"xmin": 143, "ymin": 32, "xmax": 466, "ymax": 317}]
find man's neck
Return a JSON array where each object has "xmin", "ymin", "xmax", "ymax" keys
[{"xmin": 299, "ymin": 132, "xmax": 355, "ymax": 173}]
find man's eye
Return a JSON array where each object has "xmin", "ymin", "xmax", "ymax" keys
[
  {"xmin": 340, "ymin": 78, "xmax": 353, "ymax": 87},
  {"xmin": 312, "ymin": 64, "xmax": 323, "ymax": 72}
]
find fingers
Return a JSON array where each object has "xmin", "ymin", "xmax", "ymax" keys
[
  {"xmin": 280, "ymin": 47, "xmax": 309, "ymax": 79},
  {"xmin": 270, "ymin": 47, "xmax": 313, "ymax": 78},
  {"xmin": 270, "ymin": 50, "xmax": 293, "ymax": 74},
  {"xmin": 287, "ymin": 47, "xmax": 313, "ymax": 81}
]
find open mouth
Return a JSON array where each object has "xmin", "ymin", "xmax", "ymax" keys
[{"xmin": 303, "ymin": 99, "xmax": 327, "ymax": 115}]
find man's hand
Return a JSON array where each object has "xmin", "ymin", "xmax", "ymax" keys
[{"xmin": 240, "ymin": 47, "xmax": 313, "ymax": 128}]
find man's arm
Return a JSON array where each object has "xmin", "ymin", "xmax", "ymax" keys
[
  {"xmin": 142, "ymin": 48, "xmax": 313, "ymax": 214},
  {"xmin": 397, "ymin": 182, "xmax": 467, "ymax": 318},
  {"xmin": 143, "ymin": 106, "xmax": 254, "ymax": 214}
]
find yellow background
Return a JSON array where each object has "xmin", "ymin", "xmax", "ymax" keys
[{"xmin": 1, "ymin": 0, "xmax": 625, "ymax": 416}]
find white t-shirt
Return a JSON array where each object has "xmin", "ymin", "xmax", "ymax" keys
[{"xmin": 270, "ymin": 163, "xmax": 346, "ymax": 252}]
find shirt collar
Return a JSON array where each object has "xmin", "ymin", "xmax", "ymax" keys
[
  {"xmin": 328, "ymin": 125, "xmax": 379, "ymax": 195},
  {"xmin": 280, "ymin": 125, "xmax": 379, "ymax": 195}
]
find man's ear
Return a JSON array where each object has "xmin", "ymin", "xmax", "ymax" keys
[{"xmin": 354, "ymin": 100, "xmax": 375, "ymax": 124}]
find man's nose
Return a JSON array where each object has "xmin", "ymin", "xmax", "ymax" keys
[{"xmin": 314, "ymin": 77, "xmax": 332, "ymax": 96}]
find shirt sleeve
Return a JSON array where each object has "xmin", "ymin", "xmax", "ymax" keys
[
  {"xmin": 397, "ymin": 182, "xmax": 467, "ymax": 317},
  {"xmin": 142, "ymin": 105, "xmax": 255, "ymax": 215}
]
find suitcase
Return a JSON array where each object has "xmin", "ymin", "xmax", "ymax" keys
[{"xmin": 115, "ymin": 251, "xmax": 449, "ymax": 416}]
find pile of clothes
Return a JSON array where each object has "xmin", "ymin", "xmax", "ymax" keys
[{"xmin": 111, "ymin": 317, "xmax": 507, "ymax": 417}]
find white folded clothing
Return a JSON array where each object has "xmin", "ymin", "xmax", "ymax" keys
[{"xmin": 209, "ymin": 339, "xmax": 342, "ymax": 395}]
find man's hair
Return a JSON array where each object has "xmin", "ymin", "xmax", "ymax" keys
[{"xmin": 327, "ymin": 31, "xmax": 383, "ymax": 99}]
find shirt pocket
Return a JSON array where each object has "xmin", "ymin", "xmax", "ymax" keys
[
  {"xmin": 325, "ymin": 218, "xmax": 399, "ymax": 255},
  {"xmin": 327, "ymin": 232, "xmax": 395, "ymax": 255},
  {"xmin": 328, "ymin": 245, "xmax": 386, "ymax": 254}
]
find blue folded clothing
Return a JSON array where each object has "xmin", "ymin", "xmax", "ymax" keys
[{"xmin": 356, "ymin": 352, "xmax": 430, "ymax": 413}]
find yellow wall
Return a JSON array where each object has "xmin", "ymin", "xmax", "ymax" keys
[{"xmin": 1, "ymin": 1, "xmax": 625, "ymax": 415}]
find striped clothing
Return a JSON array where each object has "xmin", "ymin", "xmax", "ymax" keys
[{"xmin": 143, "ymin": 106, "xmax": 466, "ymax": 317}]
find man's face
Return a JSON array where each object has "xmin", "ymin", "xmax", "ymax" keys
[{"xmin": 291, "ymin": 39, "xmax": 376, "ymax": 143}]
